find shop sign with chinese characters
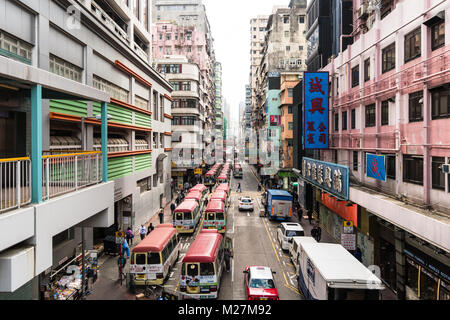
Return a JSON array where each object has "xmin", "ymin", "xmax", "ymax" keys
[
  {"xmin": 303, "ymin": 72, "xmax": 329, "ymax": 149},
  {"xmin": 301, "ymin": 157, "xmax": 349, "ymax": 200}
]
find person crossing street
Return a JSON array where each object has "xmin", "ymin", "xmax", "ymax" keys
[{"xmin": 139, "ymin": 225, "xmax": 146, "ymax": 240}]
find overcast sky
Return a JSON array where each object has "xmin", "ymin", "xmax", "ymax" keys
[{"xmin": 202, "ymin": 0, "xmax": 292, "ymax": 128}]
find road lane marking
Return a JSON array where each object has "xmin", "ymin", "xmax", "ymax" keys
[{"xmin": 262, "ymin": 216, "xmax": 302, "ymax": 297}]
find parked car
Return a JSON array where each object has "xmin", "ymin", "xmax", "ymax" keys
[
  {"xmin": 277, "ymin": 222, "xmax": 305, "ymax": 251},
  {"xmin": 243, "ymin": 266, "xmax": 279, "ymax": 300},
  {"xmin": 238, "ymin": 196, "xmax": 254, "ymax": 211}
]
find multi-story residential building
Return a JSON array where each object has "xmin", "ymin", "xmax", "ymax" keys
[
  {"xmin": 0, "ymin": 0, "xmax": 173, "ymax": 299},
  {"xmin": 155, "ymin": 56, "xmax": 205, "ymax": 186},
  {"xmin": 151, "ymin": 1, "xmax": 217, "ymax": 164},
  {"xmin": 215, "ymin": 62, "xmax": 224, "ymax": 160},
  {"xmin": 252, "ymin": 0, "xmax": 307, "ymax": 184},
  {"xmin": 250, "ymin": 15, "xmax": 269, "ymax": 118},
  {"xmin": 305, "ymin": 0, "xmax": 450, "ymax": 300},
  {"xmin": 244, "ymin": 85, "xmax": 252, "ymax": 160}
]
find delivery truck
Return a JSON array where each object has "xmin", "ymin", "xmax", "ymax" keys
[
  {"xmin": 266, "ymin": 190, "xmax": 293, "ymax": 221},
  {"xmin": 298, "ymin": 243, "xmax": 385, "ymax": 300}
]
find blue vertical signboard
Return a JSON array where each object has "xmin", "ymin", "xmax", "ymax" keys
[
  {"xmin": 366, "ymin": 153, "xmax": 386, "ymax": 182},
  {"xmin": 303, "ymin": 72, "xmax": 329, "ymax": 149}
]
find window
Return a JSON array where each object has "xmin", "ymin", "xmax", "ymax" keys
[
  {"xmin": 387, "ymin": 155, "xmax": 396, "ymax": 180},
  {"xmin": 351, "ymin": 109, "xmax": 356, "ymax": 129},
  {"xmin": 364, "ymin": 58, "xmax": 370, "ymax": 82},
  {"xmin": 133, "ymin": 0, "xmax": 139, "ymax": 19},
  {"xmin": 283, "ymin": 16, "xmax": 290, "ymax": 24},
  {"xmin": 381, "ymin": 100, "xmax": 389, "ymax": 125},
  {"xmin": 181, "ymin": 81, "xmax": 191, "ymax": 91},
  {"xmin": 285, "ymin": 31, "xmax": 289, "ymax": 37},
  {"xmin": 286, "ymin": 46, "xmax": 290, "ymax": 52},
  {"xmin": 135, "ymin": 95, "xmax": 149, "ymax": 110},
  {"xmin": 334, "ymin": 113, "xmax": 339, "ymax": 132},
  {"xmin": 170, "ymin": 82, "xmax": 180, "ymax": 91},
  {"xmin": 166, "ymin": 33, "xmax": 171, "ymax": 40},
  {"xmin": 153, "ymin": 132, "xmax": 158, "ymax": 149},
  {"xmin": 160, "ymin": 95, "xmax": 164, "ymax": 122},
  {"xmin": 288, "ymin": 88, "xmax": 293, "ymax": 97},
  {"xmin": 288, "ymin": 139, "xmax": 293, "ymax": 147},
  {"xmin": 404, "ymin": 28, "xmax": 421, "ymax": 62},
  {"xmin": 409, "ymin": 91, "xmax": 423, "ymax": 123},
  {"xmin": 382, "ymin": 43, "xmax": 396, "ymax": 73},
  {"xmin": 351, "ymin": 65, "xmax": 359, "ymax": 88},
  {"xmin": 365, "ymin": 104, "xmax": 376, "ymax": 127},
  {"xmin": 432, "ymin": 157, "xmax": 445, "ymax": 190},
  {"xmin": 160, "ymin": 134, "xmax": 164, "ymax": 149},
  {"xmin": 288, "ymin": 106, "xmax": 293, "ymax": 114},
  {"xmin": 137, "ymin": 177, "xmax": 151, "ymax": 193},
  {"xmin": 50, "ymin": 55, "xmax": 83, "ymax": 83},
  {"xmin": 299, "ymin": 16, "xmax": 305, "ymax": 23},
  {"xmin": 153, "ymin": 91, "xmax": 159, "ymax": 119},
  {"xmin": 342, "ymin": 111, "xmax": 347, "ymax": 131},
  {"xmin": 353, "ymin": 151, "xmax": 358, "ymax": 171},
  {"xmin": 93, "ymin": 76, "xmax": 129, "ymax": 102},
  {"xmin": 431, "ymin": 20, "xmax": 445, "ymax": 51},
  {"xmin": 0, "ymin": 31, "xmax": 33, "ymax": 64},
  {"xmin": 297, "ymin": 59, "xmax": 302, "ymax": 65},
  {"xmin": 431, "ymin": 86, "xmax": 449, "ymax": 119},
  {"xmin": 288, "ymin": 122, "xmax": 293, "ymax": 130},
  {"xmin": 403, "ymin": 155, "xmax": 423, "ymax": 185}
]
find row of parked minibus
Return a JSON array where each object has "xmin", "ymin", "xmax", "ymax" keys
[{"xmin": 128, "ymin": 162, "xmax": 233, "ymax": 299}]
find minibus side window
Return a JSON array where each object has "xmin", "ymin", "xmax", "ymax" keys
[
  {"xmin": 216, "ymin": 211, "xmax": 224, "ymax": 220},
  {"xmin": 200, "ymin": 263, "xmax": 215, "ymax": 276},
  {"xmin": 147, "ymin": 252, "xmax": 161, "ymax": 265},
  {"xmin": 182, "ymin": 263, "xmax": 186, "ymax": 275}
]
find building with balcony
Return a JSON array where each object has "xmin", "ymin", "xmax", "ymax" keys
[
  {"xmin": 155, "ymin": 56, "xmax": 205, "ymax": 185},
  {"xmin": 0, "ymin": 0, "xmax": 172, "ymax": 299},
  {"xmin": 310, "ymin": 0, "xmax": 450, "ymax": 300}
]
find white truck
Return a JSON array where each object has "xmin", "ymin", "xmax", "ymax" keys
[
  {"xmin": 298, "ymin": 243, "xmax": 385, "ymax": 300},
  {"xmin": 289, "ymin": 236, "xmax": 317, "ymax": 274}
]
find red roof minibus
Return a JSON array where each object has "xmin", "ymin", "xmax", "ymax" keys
[
  {"xmin": 173, "ymin": 200, "xmax": 201, "ymax": 234},
  {"xmin": 180, "ymin": 230, "xmax": 224, "ymax": 299},
  {"xmin": 129, "ymin": 224, "xmax": 180, "ymax": 286}
]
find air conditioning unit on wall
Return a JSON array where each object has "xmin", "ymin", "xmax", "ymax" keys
[{"xmin": 358, "ymin": 3, "xmax": 369, "ymax": 19}]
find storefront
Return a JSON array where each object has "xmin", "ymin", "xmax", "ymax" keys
[
  {"xmin": 39, "ymin": 251, "xmax": 98, "ymax": 300},
  {"xmin": 404, "ymin": 240, "xmax": 450, "ymax": 300}
]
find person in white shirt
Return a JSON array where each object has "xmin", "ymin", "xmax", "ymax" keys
[{"xmin": 139, "ymin": 225, "xmax": 147, "ymax": 240}]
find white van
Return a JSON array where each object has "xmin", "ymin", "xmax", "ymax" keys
[
  {"xmin": 277, "ymin": 222, "xmax": 305, "ymax": 251},
  {"xmin": 289, "ymin": 237, "xmax": 317, "ymax": 273}
]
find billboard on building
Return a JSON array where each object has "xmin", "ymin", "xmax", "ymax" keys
[
  {"xmin": 366, "ymin": 153, "xmax": 386, "ymax": 182},
  {"xmin": 303, "ymin": 72, "xmax": 329, "ymax": 149}
]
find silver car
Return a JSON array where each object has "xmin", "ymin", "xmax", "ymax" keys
[{"xmin": 238, "ymin": 197, "xmax": 254, "ymax": 211}]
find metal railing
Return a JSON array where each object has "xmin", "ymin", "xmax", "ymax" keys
[
  {"xmin": 42, "ymin": 152, "xmax": 103, "ymax": 201},
  {"xmin": 0, "ymin": 158, "xmax": 31, "ymax": 213},
  {"xmin": 91, "ymin": 1, "xmax": 129, "ymax": 44}
]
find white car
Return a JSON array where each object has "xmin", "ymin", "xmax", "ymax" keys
[
  {"xmin": 238, "ymin": 197, "xmax": 254, "ymax": 211},
  {"xmin": 277, "ymin": 222, "xmax": 305, "ymax": 251}
]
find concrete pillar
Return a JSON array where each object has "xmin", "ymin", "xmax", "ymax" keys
[
  {"xmin": 31, "ymin": 85, "xmax": 43, "ymax": 204},
  {"xmin": 101, "ymin": 102, "xmax": 108, "ymax": 182}
]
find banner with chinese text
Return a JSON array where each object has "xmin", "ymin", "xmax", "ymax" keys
[
  {"xmin": 301, "ymin": 157, "xmax": 349, "ymax": 200},
  {"xmin": 303, "ymin": 72, "xmax": 329, "ymax": 149}
]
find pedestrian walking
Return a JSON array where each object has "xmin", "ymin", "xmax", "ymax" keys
[
  {"xmin": 224, "ymin": 248, "xmax": 232, "ymax": 272},
  {"xmin": 307, "ymin": 210, "xmax": 313, "ymax": 225},
  {"xmin": 297, "ymin": 207, "xmax": 303, "ymax": 221},
  {"xmin": 237, "ymin": 183, "xmax": 241, "ymax": 193},
  {"xmin": 117, "ymin": 255, "xmax": 127, "ymax": 279},
  {"xmin": 125, "ymin": 227, "xmax": 134, "ymax": 245},
  {"xmin": 147, "ymin": 223, "xmax": 154, "ymax": 235},
  {"xmin": 315, "ymin": 224, "xmax": 322, "ymax": 242},
  {"xmin": 158, "ymin": 208, "xmax": 164, "ymax": 224},
  {"xmin": 170, "ymin": 202, "xmax": 176, "ymax": 215},
  {"xmin": 139, "ymin": 225, "xmax": 146, "ymax": 240},
  {"xmin": 122, "ymin": 238, "xmax": 130, "ymax": 259},
  {"xmin": 209, "ymin": 185, "xmax": 213, "ymax": 193}
]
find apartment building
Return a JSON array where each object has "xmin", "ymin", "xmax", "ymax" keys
[
  {"xmin": 215, "ymin": 62, "xmax": 224, "ymax": 161},
  {"xmin": 311, "ymin": 0, "xmax": 450, "ymax": 300},
  {"xmin": 0, "ymin": 0, "xmax": 172, "ymax": 299},
  {"xmin": 250, "ymin": 15, "xmax": 269, "ymax": 118},
  {"xmin": 155, "ymin": 56, "xmax": 205, "ymax": 186}
]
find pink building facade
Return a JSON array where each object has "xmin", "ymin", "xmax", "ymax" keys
[{"xmin": 318, "ymin": 0, "xmax": 449, "ymax": 300}]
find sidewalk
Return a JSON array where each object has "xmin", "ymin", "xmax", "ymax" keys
[{"xmin": 86, "ymin": 200, "xmax": 175, "ymax": 300}]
